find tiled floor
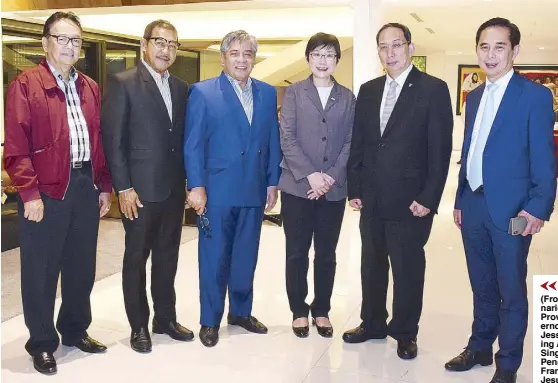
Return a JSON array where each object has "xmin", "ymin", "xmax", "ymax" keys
[{"xmin": 2, "ymin": 151, "xmax": 557, "ymax": 383}]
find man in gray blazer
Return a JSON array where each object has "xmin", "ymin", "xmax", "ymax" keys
[{"xmin": 278, "ymin": 32, "xmax": 355, "ymax": 338}]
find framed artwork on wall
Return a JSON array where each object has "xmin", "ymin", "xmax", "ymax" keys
[
  {"xmin": 456, "ymin": 65, "xmax": 486, "ymax": 115},
  {"xmin": 456, "ymin": 64, "xmax": 558, "ymax": 115},
  {"xmin": 514, "ymin": 65, "xmax": 558, "ymax": 95}
]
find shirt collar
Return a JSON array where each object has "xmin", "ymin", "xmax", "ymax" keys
[
  {"xmin": 224, "ymin": 71, "xmax": 252, "ymax": 92},
  {"xmin": 386, "ymin": 63, "xmax": 414, "ymax": 88},
  {"xmin": 46, "ymin": 60, "xmax": 77, "ymax": 82},
  {"xmin": 485, "ymin": 67, "xmax": 514, "ymax": 90},
  {"xmin": 141, "ymin": 58, "xmax": 169, "ymax": 81}
]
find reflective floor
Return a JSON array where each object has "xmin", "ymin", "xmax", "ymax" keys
[{"xmin": 2, "ymin": 152, "xmax": 557, "ymax": 383}]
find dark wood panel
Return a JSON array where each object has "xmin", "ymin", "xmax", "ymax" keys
[{"xmin": 3, "ymin": 0, "xmax": 244, "ymax": 11}]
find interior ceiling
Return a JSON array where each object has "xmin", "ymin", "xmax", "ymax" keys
[{"xmin": 4, "ymin": 0, "xmax": 557, "ymax": 56}]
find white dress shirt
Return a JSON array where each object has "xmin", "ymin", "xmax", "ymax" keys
[
  {"xmin": 466, "ymin": 68, "xmax": 514, "ymax": 179},
  {"xmin": 379, "ymin": 63, "xmax": 414, "ymax": 121},
  {"xmin": 317, "ymin": 85, "xmax": 334, "ymax": 109}
]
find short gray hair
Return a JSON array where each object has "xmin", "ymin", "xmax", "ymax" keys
[{"xmin": 220, "ymin": 30, "xmax": 258, "ymax": 54}]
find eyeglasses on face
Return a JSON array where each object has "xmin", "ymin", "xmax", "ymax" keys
[
  {"xmin": 377, "ymin": 41, "xmax": 408, "ymax": 53},
  {"xmin": 309, "ymin": 52, "xmax": 337, "ymax": 62},
  {"xmin": 147, "ymin": 37, "xmax": 181, "ymax": 50},
  {"xmin": 47, "ymin": 34, "xmax": 82, "ymax": 47}
]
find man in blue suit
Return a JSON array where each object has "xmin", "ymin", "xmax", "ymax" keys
[
  {"xmin": 446, "ymin": 18, "xmax": 556, "ymax": 383},
  {"xmin": 184, "ymin": 30, "xmax": 282, "ymax": 347}
]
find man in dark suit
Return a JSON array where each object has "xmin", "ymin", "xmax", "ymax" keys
[
  {"xmin": 344, "ymin": 23, "xmax": 453, "ymax": 359},
  {"xmin": 101, "ymin": 19, "xmax": 193, "ymax": 353},
  {"xmin": 446, "ymin": 18, "xmax": 556, "ymax": 383}
]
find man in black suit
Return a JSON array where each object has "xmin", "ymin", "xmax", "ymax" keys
[
  {"xmin": 344, "ymin": 23, "xmax": 453, "ymax": 359},
  {"xmin": 101, "ymin": 19, "xmax": 193, "ymax": 353}
]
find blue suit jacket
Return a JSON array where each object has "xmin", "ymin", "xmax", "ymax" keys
[
  {"xmin": 455, "ymin": 72, "xmax": 557, "ymax": 231},
  {"xmin": 184, "ymin": 72, "xmax": 282, "ymax": 207}
]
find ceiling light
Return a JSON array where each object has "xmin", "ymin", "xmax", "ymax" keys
[
  {"xmin": 410, "ymin": 13, "xmax": 424, "ymax": 23},
  {"xmin": 538, "ymin": 46, "xmax": 545, "ymax": 50}
]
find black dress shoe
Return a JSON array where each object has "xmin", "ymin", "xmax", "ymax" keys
[
  {"xmin": 33, "ymin": 352, "xmax": 57, "ymax": 375},
  {"xmin": 63, "ymin": 335, "xmax": 107, "ymax": 353},
  {"xmin": 397, "ymin": 339, "xmax": 418, "ymax": 360},
  {"xmin": 342, "ymin": 324, "xmax": 387, "ymax": 343},
  {"xmin": 152, "ymin": 318, "xmax": 194, "ymax": 341},
  {"xmin": 490, "ymin": 369, "xmax": 517, "ymax": 383},
  {"xmin": 444, "ymin": 348, "xmax": 493, "ymax": 371},
  {"xmin": 199, "ymin": 326, "xmax": 219, "ymax": 347},
  {"xmin": 312, "ymin": 318, "xmax": 333, "ymax": 338},
  {"xmin": 227, "ymin": 314, "xmax": 268, "ymax": 334},
  {"xmin": 130, "ymin": 327, "xmax": 152, "ymax": 353}
]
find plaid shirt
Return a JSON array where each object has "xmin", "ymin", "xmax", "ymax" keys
[
  {"xmin": 47, "ymin": 61, "xmax": 91, "ymax": 164},
  {"xmin": 225, "ymin": 72, "xmax": 253, "ymax": 124}
]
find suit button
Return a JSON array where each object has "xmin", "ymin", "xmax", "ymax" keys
[
  {"xmin": 323, "ymin": 157, "xmax": 328, "ymax": 162},
  {"xmin": 169, "ymin": 129, "xmax": 172, "ymax": 132},
  {"xmin": 258, "ymin": 149, "xmax": 262, "ymax": 154},
  {"xmin": 322, "ymin": 118, "xmax": 326, "ymax": 123},
  {"xmin": 322, "ymin": 137, "xmax": 327, "ymax": 141},
  {"xmin": 171, "ymin": 148, "xmax": 175, "ymax": 152},
  {"xmin": 379, "ymin": 143, "xmax": 386, "ymax": 148},
  {"xmin": 241, "ymin": 151, "xmax": 245, "ymax": 156}
]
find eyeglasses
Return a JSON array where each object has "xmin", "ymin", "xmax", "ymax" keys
[
  {"xmin": 309, "ymin": 52, "xmax": 337, "ymax": 62},
  {"xmin": 378, "ymin": 41, "xmax": 408, "ymax": 53},
  {"xmin": 47, "ymin": 34, "xmax": 82, "ymax": 47},
  {"xmin": 199, "ymin": 210, "xmax": 212, "ymax": 238},
  {"xmin": 146, "ymin": 37, "xmax": 181, "ymax": 50}
]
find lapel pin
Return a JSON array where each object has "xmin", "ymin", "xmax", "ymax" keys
[
  {"xmin": 409, "ymin": 83, "xmax": 413, "ymax": 87},
  {"xmin": 331, "ymin": 97, "xmax": 336, "ymax": 101}
]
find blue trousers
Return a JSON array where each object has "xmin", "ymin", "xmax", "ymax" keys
[
  {"xmin": 197, "ymin": 205, "xmax": 265, "ymax": 327},
  {"xmin": 460, "ymin": 185, "xmax": 531, "ymax": 372}
]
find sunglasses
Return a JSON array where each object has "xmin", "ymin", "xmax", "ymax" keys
[{"xmin": 199, "ymin": 209, "xmax": 212, "ymax": 238}]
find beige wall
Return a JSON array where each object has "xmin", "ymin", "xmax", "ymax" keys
[{"xmin": 199, "ymin": 50, "xmax": 223, "ymax": 81}]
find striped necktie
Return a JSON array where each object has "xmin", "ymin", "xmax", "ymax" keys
[{"xmin": 380, "ymin": 80, "xmax": 398, "ymax": 135}]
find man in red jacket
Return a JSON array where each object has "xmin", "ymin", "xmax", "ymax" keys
[{"xmin": 3, "ymin": 11, "xmax": 112, "ymax": 375}]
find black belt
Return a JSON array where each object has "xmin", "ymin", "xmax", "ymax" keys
[{"xmin": 71, "ymin": 161, "xmax": 91, "ymax": 169}]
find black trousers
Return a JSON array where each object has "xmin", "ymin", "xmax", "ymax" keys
[
  {"xmin": 281, "ymin": 192, "xmax": 345, "ymax": 319},
  {"xmin": 18, "ymin": 164, "xmax": 100, "ymax": 356},
  {"xmin": 121, "ymin": 186, "xmax": 185, "ymax": 331},
  {"xmin": 359, "ymin": 207, "xmax": 434, "ymax": 341}
]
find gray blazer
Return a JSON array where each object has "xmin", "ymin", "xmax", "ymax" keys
[{"xmin": 278, "ymin": 76, "xmax": 356, "ymax": 201}]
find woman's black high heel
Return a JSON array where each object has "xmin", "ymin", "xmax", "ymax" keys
[
  {"xmin": 312, "ymin": 317, "xmax": 333, "ymax": 338},
  {"xmin": 292, "ymin": 318, "xmax": 310, "ymax": 338}
]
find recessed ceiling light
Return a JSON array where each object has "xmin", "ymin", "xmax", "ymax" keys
[
  {"xmin": 457, "ymin": 51, "xmax": 463, "ymax": 54},
  {"xmin": 538, "ymin": 46, "xmax": 545, "ymax": 50}
]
